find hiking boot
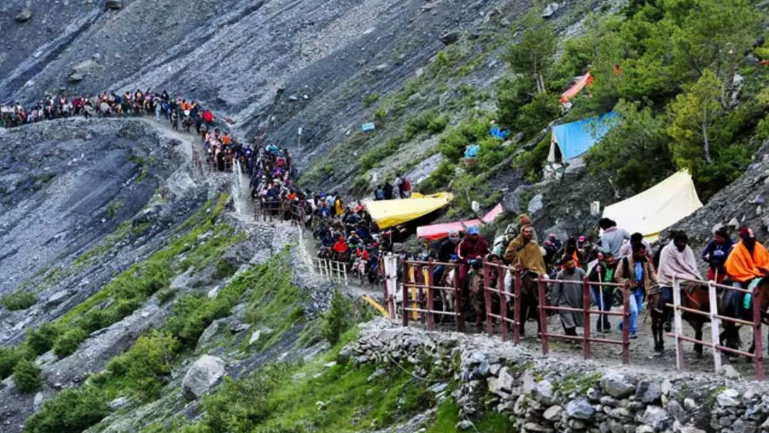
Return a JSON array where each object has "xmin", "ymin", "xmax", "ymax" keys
[
  {"xmin": 664, "ymin": 322, "xmax": 672, "ymax": 333},
  {"xmin": 630, "ymin": 334, "xmax": 638, "ymax": 340}
]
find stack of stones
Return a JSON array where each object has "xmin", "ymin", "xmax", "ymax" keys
[{"xmin": 341, "ymin": 319, "xmax": 769, "ymax": 432}]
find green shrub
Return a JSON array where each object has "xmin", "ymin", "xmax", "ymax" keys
[
  {"xmin": 53, "ymin": 328, "xmax": 89, "ymax": 359},
  {"xmin": 421, "ymin": 161, "xmax": 456, "ymax": 193},
  {"xmin": 202, "ymin": 365, "xmax": 290, "ymax": 433},
  {"xmin": 0, "ymin": 347, "xmax": 28, "ymax": 379},
  {"xmin": 405, "ymin": 110, "xmax": 448, "ymax": 139},
  {"xmin": 360, "ymin": 137, "xmax": 403, "ymax": 171},
  {"xmin": 213, "ymin": 259, "xmax": 237, "ymax": 280},
  {"xmin": 106, "ymin": 331, "xmax": 180, "ymax": 401},
  {"xmin": 0, "ymin": 290, "xmax": 37, "ymax": 311},
  {"xmin": 23, "ymin": 386, "xmax": 110, "ymax": 433},
  {"xmin": 13, "ymin": 359, "xmax": 42, "ymax": 393},
  {"xmin": 362, "ymin": 93, "xmax": 379, "ymax": 107},
  {"xmin": 437, "ymin": 117, "xmax": 491, "ymax": 163},
  {"xmin": 515, "ymin": 134, "xmax": 552, "ymax": 183},
  {"xmin": 321, "ymin": 292, "xmax": 353, "ymax": 346},
  {"xmin": 26, "ymin": 322, "xmax": 63, "ymax": 356}
]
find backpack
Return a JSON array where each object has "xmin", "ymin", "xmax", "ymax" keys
[{"xmin": 402, "ymin": 178, "xmax": 411, "ymax": 191}]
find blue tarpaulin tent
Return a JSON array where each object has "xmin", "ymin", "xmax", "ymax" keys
[{"xmin": 548, "ymin": 111, "xmax": 618, "ymax": 163}]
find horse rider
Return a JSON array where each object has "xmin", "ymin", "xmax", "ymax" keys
[
  {"xmin": 701, "ymin": 227, "xmax": 733, "ymax": 283},
  {"xmin": 656, "ymin": 231, "xmax": 701, "ymax": 331},
  {"xmin": 725, "ymin": 227, "xmax": 769, "ymax": 291}
]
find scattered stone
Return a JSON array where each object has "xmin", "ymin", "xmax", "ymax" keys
[
  {"xmin": 15, "ymin": 8, "xmax": 33, "ymax": 23},
  {"xmin": 532, "ymin": 380, "xmax": 556, "ymax": 405},
  {"xmin": 105, "ymin": 0, "xmax": 123, "ymax": 10},
  {"xmin": 744, "ymin": 54, "xmax": 760, "ymax": 66},
  {"xmin": 542, "ymin": 2, "xmax": 560, "ymax": 18},
  {"xmin": 717, "ymin": 389, "xmax": 741, "ymax": 407},
  {"xmin": 527, "ymin": 194, "xmax": 544, "ymax": 215},
  {"xmin": 373, "ymin": 63, "xmax": 388, "ymax": 73},
  {"xmin": 639, "ymin": 406, "xmax": 669, "ymax": 431},
  {"xmin": 440, "ymin": 31, "xmax": 460, "ymax": 45},
  {"xmin": 723, "ymin": 364, "xmax": 742, "ymax": 380},
  {"xmin": 543, "ymin": 405, "xmax": 563, "ymax": 422},
  {"xmin": 33, "ymin": 392, "xmax": 44, "ymax": 410},
  {"xmin": 108, "ymin": 396, "xmax": 130, "ymax": 410},
  {"xmin": 182, "ymin": 355, "xmax": 225, "ymax": 400},
  {"xmin": 636, "ymin": 381, "xmax": 662, "ymax": 404},
  {"xmin": 45, "ymin": 291, "xmax": 69, "ymax": 309},
  {"xmin": 456, "ymin": 420, "xmax": 474, "ymax": 430},
  {"xmin": 567, "ymin": 398, "xmax": 595, "ymax": 421},
  {"xmin": 600, "ymin": 374, "xmax": 635, "ymax": 399},
  {"xmin": 68, "ymin": 73, "xmax": 84, "ymax": 83}
]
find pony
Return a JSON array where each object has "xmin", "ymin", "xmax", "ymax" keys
[{"xmin": 649, "ymin": 283, "xmax": 710, "ymax": 355}]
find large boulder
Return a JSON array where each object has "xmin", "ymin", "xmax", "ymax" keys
[
  {"xmin": 182, "ymin": 355, "xmax": 225, "ymax": 400},
  {"xmin": 15, "ymin": 8, "xmax": 33, "ymax": 23}
]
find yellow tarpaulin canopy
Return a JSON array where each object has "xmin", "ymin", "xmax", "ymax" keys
[
  {"xmin": 602, "ymin": 171, "xmax": 703, "ymax": 242},
  {"xmin": 364, "ymin": 192, "xmax": 454, "ymax": 229}
]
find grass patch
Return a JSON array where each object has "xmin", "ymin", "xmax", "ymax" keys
[
  {"xmin": 1, "ymin": 195, "xmax": 235, "ymax": 383},
  {"xmin": 426, "ymin": 401, "xmax": 515, "ymax": 433},
  {"xmin": 362, "ymin": 93, "xmax": 380, "ymax": 107},
  {"xmin": 0, "ymin": 290, "xmax": 37, "ymax": 311}
]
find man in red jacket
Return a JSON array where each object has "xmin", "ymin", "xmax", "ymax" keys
[
  {"xmin": 457, "ymin": 226, "xmax": 489, "ymax": 288},
  {"xmin": 203, "ymin": 109, "xmax": 214, "ymax": 124}
]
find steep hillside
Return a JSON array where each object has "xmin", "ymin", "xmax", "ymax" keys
[{"xmin": 4, "ymin": 0, "xmax": 769, "ymax": 432}]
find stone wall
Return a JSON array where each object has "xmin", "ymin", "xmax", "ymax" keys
[{"xmin": 340, "ymin": 319, "xmax": 769, "ymax": 433}]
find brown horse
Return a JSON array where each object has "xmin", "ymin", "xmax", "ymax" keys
[
  {"xmin": 650, "ymin": 284, "xmax": 710, "ymax": 355},
  {"xmin": 721, "ymin": 278, "xmax": 769, "ymax": 356}
]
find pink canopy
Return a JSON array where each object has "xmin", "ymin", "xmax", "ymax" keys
[
  {"xmin": 417, "ymin": 204, "xmax": 504, "ymax": 241},
  {"xmin": 560, "ymin": 73, "xmax": 594, "ymax": 104}
]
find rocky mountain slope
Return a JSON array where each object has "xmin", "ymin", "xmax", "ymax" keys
[{"xmin": 4, "ymin": 0, "xmax": 769, "ymax": 432}]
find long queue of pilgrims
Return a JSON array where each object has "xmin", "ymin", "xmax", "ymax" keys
[{"xmin": 10, "ymin": 90, "xmax": 769, "ymax": 356}]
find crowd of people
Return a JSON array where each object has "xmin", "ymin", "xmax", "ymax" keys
[
  {"xmin": 0, "ymin": 91, "xmax": 252, "ymax": 175},
  {"xmin": 7, "ymin": 89, "xmax": 765, "ymax": 351}
]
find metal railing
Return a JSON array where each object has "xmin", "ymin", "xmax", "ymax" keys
[
  {"xmin": 537, "ymin": 275, "xmax": 631, "ymax": 364},
  {"xmin": 668, "ymin": 275, "xmax": 764, "ymax": 380},
  {"xmin": 401, "ymin": 260, "xmax": 464, "ymax": 332},
  {"xmin": 482, "ymin": 261, "xmax": 522, "ymax": 344}
]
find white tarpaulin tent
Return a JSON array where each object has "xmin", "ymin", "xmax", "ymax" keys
[{"xmin": 602, "ymin": 171, "xmax": 703, "ymax": 241}]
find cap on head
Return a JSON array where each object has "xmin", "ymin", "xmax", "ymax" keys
[
  {"xmin": 448, "ymin": 229, "xmax": 459, "ymax": 237},
  {"xmin": 740, "ymin": 227, "xmax": 756, "ymax": 240},
  {"xmin": 578, "ymin": 236, "xmax": 586, "ymax": 242},
  {"xmin": 467, "ymin": 226, "xmax": 480, "ymax": 235}
]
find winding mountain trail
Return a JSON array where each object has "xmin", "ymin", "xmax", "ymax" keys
[{"xmin": 135, "ymin": 116, "xmax": 385, "ymax": 307}]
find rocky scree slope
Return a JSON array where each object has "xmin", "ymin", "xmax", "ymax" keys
[{"xmin": 0, "ymin": 0, "xmax": 584, "ymax": 170}]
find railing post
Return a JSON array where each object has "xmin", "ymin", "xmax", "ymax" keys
[
  {"xmin": 622, "ymin": 282, "xmax": 630, "ymax": 364},
  {"xmin": 707, "ymin": 281, "xmax": 722, "ymax": 374},
  {"xmin": 672, "ymin": 276, "xmax": 685, "ymax": 370},
  {"xmin": 499, "ymin": 266, "xmax": 508, "ymax": 341},
  {"xmin": 402, "ymin": 261, "xmax": 409, "ymax": 327},
  {"xmin": 427, "ymin": 260, "xmax": 435, "ymax": 331},
  {"xmin": 583, "ymin": 277, "xmax": 591, "ymax": 360},
  {"xmin": 513, "ymin": 271, "xmax": 522, "ymax": 345},
  {"xmin": 483, "ymin": 260, "xmax": 493, "ymax": 336},
  {"xmin": 752, "ymin": 284, "xmax": 765, "ymax": 381},
  {"xmin": 454, "ymin": 263, "xmax": 464, "ymax": 332},
  {"xmin": 538, "ymin": 274, "xmax": 549, "ymax": 356}
]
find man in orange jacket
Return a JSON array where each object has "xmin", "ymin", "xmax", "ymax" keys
[{"xmin": 725, "ymin": 227, "xmax": 769, "ymax": 289}]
